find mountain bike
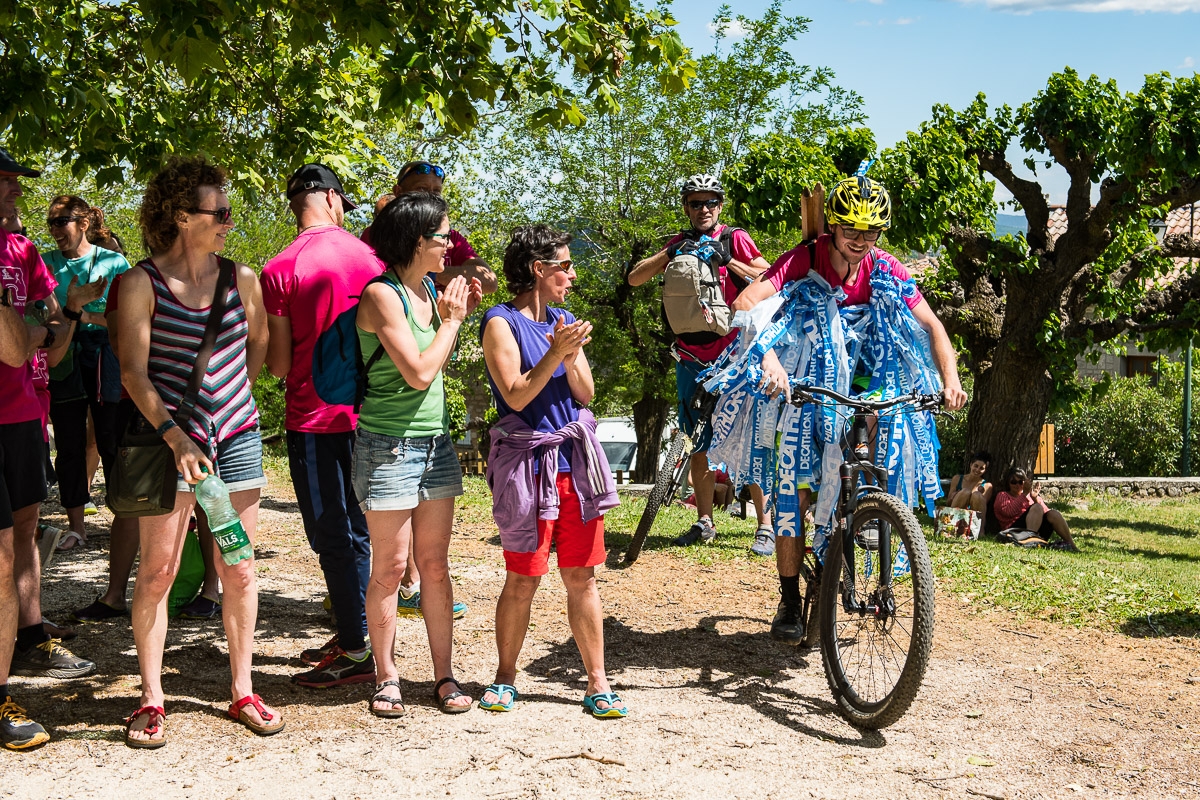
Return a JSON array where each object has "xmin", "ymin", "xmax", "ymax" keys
[
  {"xmin": 624, "ymin": 387, "xmax": 718, "ymax": 564},
  {"xmin": 785, "ymin": 382, "xmax": 943, "ymax": 729}
]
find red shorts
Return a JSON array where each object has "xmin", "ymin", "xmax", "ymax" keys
[{"xmin": 504, "ymin": 473, "xmax": 606, "ymax": 577}]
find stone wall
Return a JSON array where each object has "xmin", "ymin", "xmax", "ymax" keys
[{"xmin": 1037, "ymin": 477, "xmax": 1200, "ymax": 500}]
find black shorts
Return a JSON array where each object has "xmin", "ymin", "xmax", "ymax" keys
[
  {"xmin": 1014, "ymin": 507, "xmax": 1054, "ymax": 539},
  {"xmin": 0, "ymin": 418, "xmax": 48, "ymax": 529}
]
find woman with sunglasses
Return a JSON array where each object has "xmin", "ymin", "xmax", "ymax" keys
[
  {"xmin": 42, "ymin": 197, "xmax": 130, "ymax": 551},
  {"xmin": 117, "ymin": 156, "xmax": 274, "ymax": 747},
  {"xmin": 352, "ymin": 192, "xmax": 481, "ymax": 717},
  {"xmin": 479, "ymin": 225, "xmax": 624, "ymax": 717},
  {"xmin": 994, "ymin": 467, "xmax": 1078, "ymax": 550}
]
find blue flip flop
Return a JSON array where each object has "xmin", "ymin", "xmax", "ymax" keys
[
  {"xmin": 478, "ymin": 683, "xmax": 519, "ymax": 712},
  {"xmin": 582, "ymin": 692, "xmax": 628, "ymax": 719}
]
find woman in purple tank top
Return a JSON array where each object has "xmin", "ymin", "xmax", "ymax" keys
[{"xmin": 479, "ymin": 225, "xmax": 625, "ymax": 717}]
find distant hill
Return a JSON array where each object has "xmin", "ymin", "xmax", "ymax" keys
[{"xmin": 995, "ymin": 212, "xmax": 1027, "ymax": 237}]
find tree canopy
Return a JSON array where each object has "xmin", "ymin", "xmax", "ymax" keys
[
  {"xmin": 0, "ymin": 0, "xmax": 691, "ymax": 190},
  {"xmin": 458, "ymin": 1, "xmax": 863, "ymax": 479},
  {"xmin": 734, "ymin": 67, "xmax": 1200, "ymax": 473}
]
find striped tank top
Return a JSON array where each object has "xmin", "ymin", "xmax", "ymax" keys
[{"xmin": 143, "ymin": 260, "xmax": 258, "ymax": 445}]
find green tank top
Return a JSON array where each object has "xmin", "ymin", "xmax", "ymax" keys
[{"xmin": 356, "ymin": 274, "xmax": 449, "ymax": 438}]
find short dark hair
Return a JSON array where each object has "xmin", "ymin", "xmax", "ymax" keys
[
  {"xmin": 139, "ymin": 156, "xmax": 228, "ymax": 254},
  {"xmin": 502, "ymin": 224, "xmax": 573, "ymax": 295},
  {"xmin": 372, "ymin": 192, "xmax": 448, "ymax": 271},
  {"xmin": 968, "ymin": 450, "xmax": 991, "ymax": 467},
  {"xmin": 1004, "ymin": 467, "xmax": 1028, "ymax": 487}
]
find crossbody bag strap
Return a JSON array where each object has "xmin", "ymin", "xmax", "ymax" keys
[{"xmin": 172, "ymin": 257, "xmax": 234, "ymax": 426}]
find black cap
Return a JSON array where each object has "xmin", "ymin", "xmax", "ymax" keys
[
  {"xmin": 0, "ymin": 147, "xmax": 40, "ymax": 178},
  {"xmin": 285, "ymin": 163, "xmax": 356, "ymax": 211}
]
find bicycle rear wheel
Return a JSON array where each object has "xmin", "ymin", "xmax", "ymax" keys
[
  {"xmin": 818, "ymin": 490, "xmax": 934, "ymax": 729},
  {"xmin": 625, "ymin": 432, "xmax": 690, "ymax": 563}
]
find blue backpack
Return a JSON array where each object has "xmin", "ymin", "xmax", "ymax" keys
[{"xmin": 311, "ymin": 274, "xmax": 437, "ymax": 411}]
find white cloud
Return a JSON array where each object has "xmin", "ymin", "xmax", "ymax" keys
[
  {"xmin": 706, "ymin": 18, "xmax": 750, "ymax": 38},
  {"xmin": 1181, "ymin": 56, "xmax": 1196, "ymax": 69},
  {"xmin": 895, "ymin": 16, "xmax": 915, "ymax": 23},
  {"xmin": 956, "ymin": 0, "xmax": 1200, "ymax": 10}
]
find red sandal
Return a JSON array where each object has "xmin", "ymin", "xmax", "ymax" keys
[
  {"xmin": 124, "ymin": 705, "xmax": 167, "ymax": 749},
  {"xmin": 227, "ymin": 694, "xmax": 285, "ymax": 736}
]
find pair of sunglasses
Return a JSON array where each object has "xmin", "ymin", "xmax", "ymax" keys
[
  {"xmin": 840, "ymin": 227, "xmax": 883, "ymax": 242},
  {"xmin": 47, "ymin": 215, "xmax": 83, "ymax": 228},
  {"xmin": 190, "ymin": 207, "xmax": 234, "ymax": 224},
  {"xmin": 401, "ymin": 162, "xmax": 446, "ymax": 181},
  {"xmin": 687, "ymin": 198, "xmax": 721, "ymax": 211}
]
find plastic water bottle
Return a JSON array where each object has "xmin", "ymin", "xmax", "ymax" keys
[{"xmin": 195, "ymin": 470, "xmax": 253, "ymax": 566}]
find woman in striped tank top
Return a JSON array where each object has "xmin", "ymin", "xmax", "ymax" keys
[{"xmin": 116, "ymin": 157, "xmax": 274, "ymax": 747}]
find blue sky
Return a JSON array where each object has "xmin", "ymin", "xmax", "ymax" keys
[{"xmin": 669, "ymin": 0, "xmax": 1198, "ymax": 203}]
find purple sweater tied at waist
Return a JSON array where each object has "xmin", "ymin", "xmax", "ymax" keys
[{"xmin": 486, "ymin": 407, "xmax": 619, "ymax": 553}]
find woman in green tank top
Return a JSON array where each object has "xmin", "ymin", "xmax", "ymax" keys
[{"xmin": 352, "ymin": 192, "xmax": 482, "ymax": 717}]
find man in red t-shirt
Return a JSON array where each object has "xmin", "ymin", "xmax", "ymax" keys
[
  {"xmin": 1, "ymin": 148, "xmax": 99, "ymax": 750},
  {"xmin": 262, "ymin": 163, "xmax": 386, "ymax": 688},
  {"xmin": 629, "ymin": 174, "xmax": 776, "ymax": 553},
  {"xmin": 361, "ymin": 160, "xmax": 498, "ymax": 294},
  {"xmin": 732, "ymin": 173, "xmax": 967, "ymax": 644}
]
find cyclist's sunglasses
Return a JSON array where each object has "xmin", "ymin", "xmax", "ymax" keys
[
  {"xmin": 839, "ymin": 226, "xmax": 883, "ymax": 242},
  {"xmin": 47, "ymin": 215, "xmax": 83, "ymax": 228},
  {"xmin": 400, "ymin": 162, "xmax": 446, "ymax": 181},
  {"xmin": 189, "ymin": 207, "xmax": 234, "ymax": 224},
  {"xmin": 540, "ymin": 258, "xmax": 574, "ymax": 273},
  {"xmin": 687, "ymin": 198, "xmax": 721, "ymax": 211}
]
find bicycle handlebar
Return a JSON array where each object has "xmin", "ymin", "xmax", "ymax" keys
[{"xmin": 787, "ymin": 383, "xmax": 944, "ymax": 413}]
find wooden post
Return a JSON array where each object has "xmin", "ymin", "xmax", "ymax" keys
[
  {"xmin": 1035, "ymin": 423, "xmax": 1055, "ymax": 476},
  {"xmin": 801, "ymin": 182, "xmax": 826, "ymax": 242}
]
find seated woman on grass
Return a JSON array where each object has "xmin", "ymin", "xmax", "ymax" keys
[
  {"xmin": 993, "ymin": 467, "xmax": 1078, "ymax": 551},
  {"xmin": 946, "ymin": 450, "xmax": 993, "ymax": 513}
]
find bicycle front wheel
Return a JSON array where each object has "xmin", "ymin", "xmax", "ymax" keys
[
  {"xmin": 625, "ymin": 432, "xmax": 689, "ymax": 563},
  {"xmin": 818, "ymin": 490, "xmax": 934, "ymax": 729}
]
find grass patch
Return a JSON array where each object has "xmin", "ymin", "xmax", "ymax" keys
[
  {"xmin": 603, "ymin": 489, "xmax": 767, "ymax": 565},
  {"xmin": 927, "ymin": 494, "xmax": 1200, "ymax": 636}
]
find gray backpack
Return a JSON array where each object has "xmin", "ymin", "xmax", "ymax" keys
[{"xmin": 662, "ymin": 227, "xmax": 737, "ymax": 338}]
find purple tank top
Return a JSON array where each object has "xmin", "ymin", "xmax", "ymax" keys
[{"xmin": 482, "ymin": 302, "xmax": 578, "ymax": 471}]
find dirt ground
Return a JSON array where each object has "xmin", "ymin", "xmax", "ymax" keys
[{"xmin": 3, "ymin": 471, "xmax": 1199, "ymax": 800}]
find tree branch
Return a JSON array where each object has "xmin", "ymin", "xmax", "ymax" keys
[
  {"xmin": 1069, "ymin": 263, "xmax": 1200, "ymax": 342},
  {"xmin": 976, "ymin": 150, "xmax": 1050, "ymax": 251}
]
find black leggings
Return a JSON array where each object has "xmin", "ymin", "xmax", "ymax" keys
[{"xmin": 49, "ymin": 361, "xmax": 122, "ymax": 509}]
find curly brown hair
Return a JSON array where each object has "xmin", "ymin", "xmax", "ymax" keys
[{"xmin": 138, "ymin": 156, "xmax": 228, "ymax": 254}]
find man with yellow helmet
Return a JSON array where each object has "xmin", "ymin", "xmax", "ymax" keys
[{"xmin": 731, "ymin": 168, "xmax": 966, "ymax": 644}]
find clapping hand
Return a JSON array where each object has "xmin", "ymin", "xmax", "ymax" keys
[
  {"xmin": 437, "ymin": 275, "xmax": 471, "ymax": 323},
  {"xmin": 66, "ymin": 275, "xmax": 107, "ymax": 313},
  {"xmin": 547, "ymin": 316, "xmax": 592, "ymax": 365}
]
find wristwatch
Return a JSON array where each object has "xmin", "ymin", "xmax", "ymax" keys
[
  {"xmin": 62, "ymin": 306, "xmax": 83, "ymax": 322},
  {"xmin": 41, "ymin": 325, "xmax": 56, "ymax": 350}
]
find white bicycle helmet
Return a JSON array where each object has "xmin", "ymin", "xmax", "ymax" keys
[{"xmin": 680, "ymin": 174, "xmax": 725, "ymax": 201}]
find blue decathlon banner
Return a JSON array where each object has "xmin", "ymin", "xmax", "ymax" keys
[{"xmin": 701, "ymin": 258, "xmax": 944, "ymax": 561}]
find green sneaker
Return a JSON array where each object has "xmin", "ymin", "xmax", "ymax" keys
[
  {"xmin": 397, "ymin": 589, "xmax": 467, "ymax": 619},
  {"xmin": 0, "ymin": 697, "xmax": 49, "ymax": 751}
]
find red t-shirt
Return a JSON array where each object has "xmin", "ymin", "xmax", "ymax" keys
[
  {"xmin": 764, "ymin": 234, "xmax": 923, "ymax": 310},
  {"xmin": 993, "ymin": 490, "xmax": 1048, "ymax": 530},
  {"xmin": 360, "ymin": 225, "xmax": 477, "ymax": 268},
  {"xmin": 0, "ymin": 229, "xmax": 57, "ymax": 425},
  {"xmin": 261, "ymin": 227, "xmax": 385, "ymax": 433},
  {"xmin": 664, "ymin": 224, "xmax": 763, "ymax": 362}
]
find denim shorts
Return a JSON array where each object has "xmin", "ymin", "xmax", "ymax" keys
[
  {"xmin": 177, "ymin": 425, "xmax": 267, "ymax": 494},
  {"xmin": 352, "ymin": 429, "xmax": 463, "ymax": 512}
]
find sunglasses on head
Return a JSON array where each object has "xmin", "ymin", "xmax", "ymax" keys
[
  {"xmin": 189, "ymin": 207, "xmax": 234, "ymax": 224},
  {"xmin": 687, "ymin": 198, "xmax": 721, "ymax": 211},
  {"xmin": 47, "ymin": 215, "xmax": 83, "ymax": 228},
  {"xmin": 401, "ymin": 162, "xmax": 446, "ymax": 181}
]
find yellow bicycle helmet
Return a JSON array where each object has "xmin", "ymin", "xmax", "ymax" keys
[{"xmin": 826, "ymin": 170, "xmax": 892, "ymax": 231}]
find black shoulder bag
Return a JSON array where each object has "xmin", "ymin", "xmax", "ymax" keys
[{"xmin": 108, "ymin": 259, "xmax": 234, "ymax": 517}]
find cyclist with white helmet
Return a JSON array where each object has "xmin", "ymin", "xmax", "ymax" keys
[
  {"xmin": 731, "ymin": 171, "xmax": 967, "ymax": 644},
  {"xmin": 628, "ymin": 174, "xmax": 776, "ymax": 553}
]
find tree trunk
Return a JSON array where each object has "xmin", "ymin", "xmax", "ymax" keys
[
  {"xmin": 964, "ymin": 343, "xmax": 1055, "ymax": 483},
  {"xmin": 632, "ymin": 393, "xmax": 671, "ymax": 483}
]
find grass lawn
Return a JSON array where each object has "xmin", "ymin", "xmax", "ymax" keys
[{"xmin": 927, "ymin": 495, "xmax": 1200, "ymax": 637}]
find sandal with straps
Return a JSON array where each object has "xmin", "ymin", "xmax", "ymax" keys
[
  {"xmin": 228, "ymin": 694, "xmax": 285, "ymax": 736},
  {"xmin": 432, "ymin": 677, "xmax": 472, "ymax": 715},
  {"xmin": 125, "ymin": 705, "xmax": 167, "ymax": 749},
  {"xmin": 369, "ymin": 680, "xmax": 407, "ymax": 718}
]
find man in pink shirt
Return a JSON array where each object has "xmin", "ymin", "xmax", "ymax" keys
[
  {"xmin": 732, "ymin": 173, "xmax": 967, "ymax": 645},
  {"xmin": 361, "ymin": 160, "xmax": 497, "ymax": 294},
  {"xmin": 263, "ymin": 163, "xmax": 384, "ymax": 688},
  {"xmin": 628, "ymin": 174, "xmax": 776, "ymax": 554},
  {"xmin": 1, "ymin": 148, "xmax": 98, "ymax": 750}
]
